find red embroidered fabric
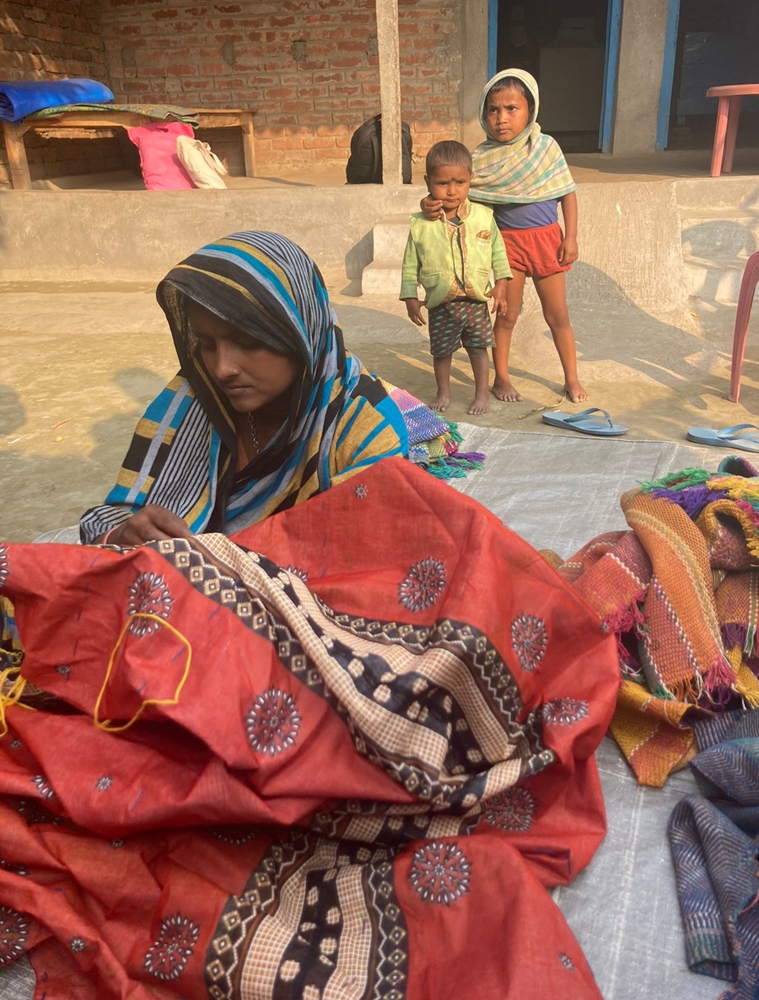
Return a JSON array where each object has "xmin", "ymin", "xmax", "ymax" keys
[{"xmin": 0, "ymin": 459, "xmax": 618, "ymax": 999}]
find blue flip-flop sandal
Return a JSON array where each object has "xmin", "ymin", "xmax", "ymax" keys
[
  {"xmin": 542, "ymin": 407, "xmax": 628, "ymax": 437},
  {"xmin": 687, "ymin": 423, "xmax": 759, "ymax": 453}
]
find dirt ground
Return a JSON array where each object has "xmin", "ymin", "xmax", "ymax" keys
[{"xmin": 1, "ymin": 260, "xmax": 757, "ymax": 543}]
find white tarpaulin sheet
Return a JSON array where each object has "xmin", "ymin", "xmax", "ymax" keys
[
  {"xmin": 5, "ymin": 428, "xmax": 738, "ymax": 999},
  {"xmin": 452, "ymin": 425, "xmax": 733, "ymax": 1000}
]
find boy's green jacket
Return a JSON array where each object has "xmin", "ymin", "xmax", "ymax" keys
[{"xmin": 399, "ymin": 199, "xmax": 512, "ymax": 311}]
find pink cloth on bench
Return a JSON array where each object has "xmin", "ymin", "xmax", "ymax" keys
[{"xmin": 128, "ymin": 120, "xmax": 196, "ymax": 190}]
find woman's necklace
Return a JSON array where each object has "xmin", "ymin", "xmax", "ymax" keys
[{"xmin": 247, "ymin": 412, "xmax": 261, "ymax": 455}]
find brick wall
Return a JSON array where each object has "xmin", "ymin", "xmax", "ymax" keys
[
  {"xmin": 0, "ymin": 1, "xmax": 124, "ymax": 186},
  {"xmin": 100, "ymin": 0, "xmax": 463, "ymax": 173}
]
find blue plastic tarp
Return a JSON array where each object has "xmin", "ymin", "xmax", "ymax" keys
[{"xmin": 0, "ymin": 78, "xmax": 113, "ymax": 123}]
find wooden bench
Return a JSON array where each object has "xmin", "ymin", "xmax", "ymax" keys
[
  {"xmin": 706, "ymin": 84, "xmax": 759, "ymax": 177},
  {"xmin": 2, "ymin": 107, "xmax": 256, "ymax": 190}
]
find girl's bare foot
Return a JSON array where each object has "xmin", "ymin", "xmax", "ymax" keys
[
  {"xmin": 468, "ymin": 391, "xmax": 490, "ymax": 415},
  {"xmin": 431, "ymin": 393, "xmax": 450, "ymax": 412},
  {"xmin": 564, "ymin": 381, "xmax": 589, "ymax": 403},
  {"xmin": 492, "ymin": 378, "xmax": 523, "ymax": 402}
]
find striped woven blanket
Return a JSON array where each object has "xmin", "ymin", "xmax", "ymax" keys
[
  {"xmin": 29, "ymin": 103, "xmax": 199, "ymax": 125},
  {"xmin": 557, "ymin": 457, "xmax": 759, "ymax": 786},
  {"xmin": 389, "ymin": 387, "xmax": 485, "ymax": 479},
  {"xmin": 669, "ymin": 708, "xmax": 759, "ymax": 995}
]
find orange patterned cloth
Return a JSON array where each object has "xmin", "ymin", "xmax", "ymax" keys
[
  {"xmin": 0, "ymin": 459, "xmax": 618, "ymax": 999},
  {"xmin": 557, "ymin": 470, "xmax": 759, "ymax": 787}
]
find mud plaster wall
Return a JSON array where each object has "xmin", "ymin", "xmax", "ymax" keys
[{"xmin": 0, "ymin": 1, "xmax": 125, "ymax": 185}]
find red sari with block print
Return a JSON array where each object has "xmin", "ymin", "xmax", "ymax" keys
[{"xmin": 0, "ymin": 458, "xmax": 617, "ymax": 999}]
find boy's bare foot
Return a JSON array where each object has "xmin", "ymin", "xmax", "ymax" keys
[
  {"xmin": 468, "ymin": 391, "xmax": 490, "ymax": 415},
  {"xmin": 492, "ymin": 378, "xmax": 523, "ymax": 402},
  {"xmin": 431, "ymin": 393, "xmax": 450, "ymax": 412},
  {"xmin": 564, "ymin": 381, "xmax": 590, "ymax": 403}
]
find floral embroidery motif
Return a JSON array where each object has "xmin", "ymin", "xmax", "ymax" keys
[
  {"xmin": 70, "ymin": 937, "xmax": 85, "ymax": 953},
  {"xmin": 559, "ymin": 952, "xmax": 574, "ymax": 971},
  {"xmin": 16, "ymin": 798, "xmax": 60, "ymax": 827},
  {"xmin": 0, "ymin": 906, "xmax": 28, "ymax": 967},
  {"xmin": 484, "ymin": 786, "xmax": 536, "ymax": 832},
  {"xmin": 31, "ymin": 775, "xmax": 54, "ymax": 800},
  {"xmin": 144, "ymin": 913, "xmax": 200, "ymax": 981},
  {"xmin": 354, "ymin": 483, "xmax": 368, "ymax": 499},
  {"xmin": 510, "ymin": 613, "xmax": 548, "ymax": 672},
  {"xmin": 9, "ymin": 740, "xmax": 21, "ymax": 750},
  {"xmin": 111, "ymin": 839, "xmax": 125, "ymax": 849},
  {"xmin": 55, "ymin": 665, "xmax": 71, "ymax": 677},
  {"xmin": 95, "ymin": 776, "xmax": 113, "ymax": 792},
  {"xmin": 542, "ymin": 698, "xmax": 589, "ymax": 726},
  {"xmin": 127, "ymin": 572, "xmax": 173, "ymax": 637},
  {"xmin": 210, "ymin": 826, "xmax": 256, "ymax": 846},
  {"xmin": 0, "ymin": 545, "xmax": 8, "ymax": 588},
  {"xmin": 245, "ymin": 689, "xmax": 301, "ymax": 756},
  {"xmin": 286, "ymin": 565, "xmax": 309, "ymax": 583},
  {"xmin": 408, "ymin": 841, "xmax": 471, "ymax": 905},
  {"xmin": 398, "ymin": 558, "xmax": 446, "ymax": 613}
]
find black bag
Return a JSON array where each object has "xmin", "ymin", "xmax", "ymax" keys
[{"xmin": 346, "ymin": 113, "xmax": 412, "ymax": 184}]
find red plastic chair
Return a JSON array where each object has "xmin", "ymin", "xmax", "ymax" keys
[{"xmin": 729, "ymin": 250, "xmax": 759, "ymax": 403}]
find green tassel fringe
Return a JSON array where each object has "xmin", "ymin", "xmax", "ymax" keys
[{"xmin": 638, "ymin": 468, "xmax": 713, "ymax": 493}]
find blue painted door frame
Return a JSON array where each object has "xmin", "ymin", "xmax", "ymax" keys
[
  {"xmin": 488, "ymin": 0, "xmax": 498, "ymax": 78},
  {"xmin": 487, "ymin": 0, "xmax": 623, "ymax": 152},
  {"xmin": 656, "ymin": 0, "xmax": 681, "ymax": 148},
  {"xmin": 599, "ymin": 0, "xmax": 623, "ymax": 152}
]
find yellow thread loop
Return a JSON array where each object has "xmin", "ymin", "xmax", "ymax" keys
[
  {"xmin": 93, "ymin": 613, "xmax": 192, "ymax": 734},
  {"xmin": 0, "ymin": 665, "xmax": 28, "ymax": 739}
]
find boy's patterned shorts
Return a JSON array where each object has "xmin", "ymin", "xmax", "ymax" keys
[{"xmin": 427, "ymin": 299, "xmax": 493, "ymax": 358}]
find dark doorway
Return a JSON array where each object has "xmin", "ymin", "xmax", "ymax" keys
[
  {"xmin": 666, "ymin": 0, "xmax": 759, "ymax": 150},
  {"xmin": 495, "ymin": 0, "xmax": 609, "ymax": 152}
]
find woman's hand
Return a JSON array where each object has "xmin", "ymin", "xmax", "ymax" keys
[
  {"xmin": 420, "ymin": 194, "xmax": 444, "ymax": 221},
  {"xmin": 102, "ymin": 505, "xmax": 193, "ymax": 547}
]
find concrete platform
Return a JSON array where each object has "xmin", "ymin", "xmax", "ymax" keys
[
  {"xmin": 6, "ymin": 146, "xmax": 759, "ymax": 192},
  {"xmin": 4, "ymin": 172, "xmax": 757, "ymax": 313},
  {"xmin": 0, "ymin": 176, "xmax": 702, "ymax": 306}
]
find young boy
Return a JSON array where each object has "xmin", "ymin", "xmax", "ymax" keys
[
  {"xmin": 421, "ymin": 70, "xmax": 588, "ymax": 404},
  {"xmin": 400, "ymin": 140, "xmax": 511, "ymax": 415}
]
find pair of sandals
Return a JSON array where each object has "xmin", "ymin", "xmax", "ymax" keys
[{"xmin": 541, "ymin": 409, "xmax": 759, "ymax": 453}]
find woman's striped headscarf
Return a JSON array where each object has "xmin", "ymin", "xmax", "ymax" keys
[{"xmin": 80, "ymin": 232, "xmax": 407, "ymax": 541}]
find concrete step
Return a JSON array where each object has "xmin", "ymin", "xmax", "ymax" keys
[
  {"xmin": 361, "ymin": 213, "xmax": 413, "ymax": 295},
  {"xmin": 371, "ymin": 213, "xmax": 412, "ymax": 260},
  {"xmin": 361, "ymin": 260, "xmax": 406, "ymax": 296},
  {"xmin": 676, "ymin": 176, "xmax": 759, "ymax": 213},
  {"xmin": 683, "ymin": 253, "xmax": 759, "ymax": 305},
  {"xmin": 680, "ymin": 210, "xmax": 759, "ymax": 259}
]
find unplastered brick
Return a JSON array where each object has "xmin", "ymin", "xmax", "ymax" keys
[{"xmin": 1, "ymin": 0, "xmax": 464, "ymax": 179}]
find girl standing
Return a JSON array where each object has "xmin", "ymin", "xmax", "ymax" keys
[{"xmin": 424, "ymin": 69, "xmax": 588, "ymax": 403}]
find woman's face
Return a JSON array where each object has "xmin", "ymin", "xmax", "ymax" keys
[
  {"xmin": 188, "ymin": 301, "xmax": 301, "ymax": 414},
  {"xmin": 484, "ymin": 85, "xmax": 531, "ymax": 142}
]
